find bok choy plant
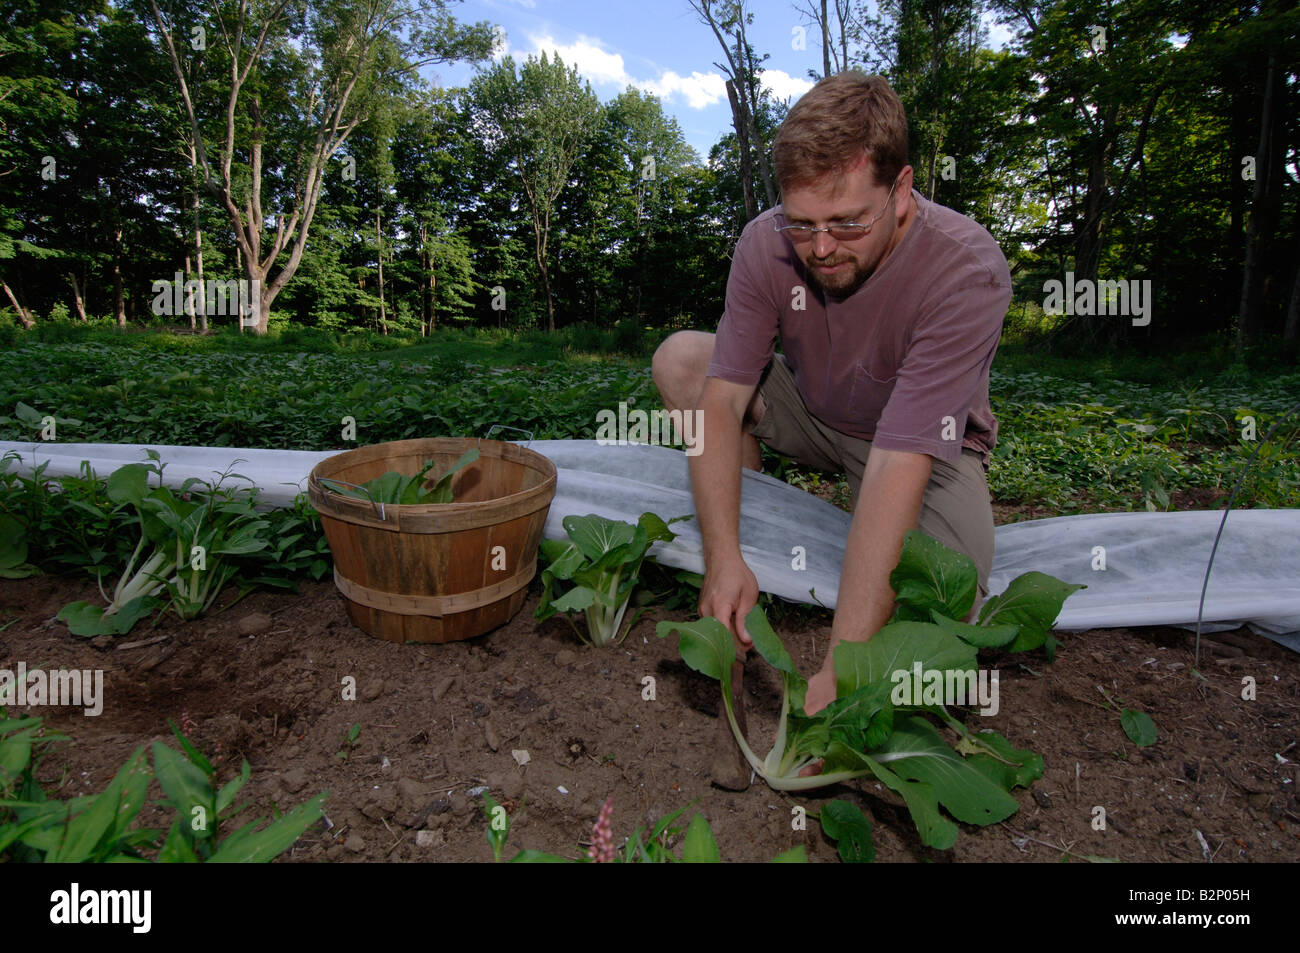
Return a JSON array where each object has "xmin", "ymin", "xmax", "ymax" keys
[
  {"xmin": 319, "ymin": 449, "xmax": 479, "ymax": 505},
  {"xmin": 657, "ymin": 530, "xmax": 1083, "ymax": 851},
  {"xmin": 57, "ymin": 458, "xmax": 272, "ymax": 636},
  {"xmin": 535, "ymin": 512, "xmax": 687, "ymax": 647}
]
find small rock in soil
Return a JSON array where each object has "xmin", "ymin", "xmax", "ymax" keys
[
  {"xmin": 326, "ymin": 844, "xmax": 345, "ymax": 861},
  {"xmin": 90, "ymin": 635, "xmax": 115, "ymax": 650},
  {"xmin": 236, "ymin": 612, "xmax": 272, "ymax": 636},
  {"xmin": 344, "ymin": 834, "xmax": 366, "ymax": 853},
  {"xmin": 555, "ymin": 649, "xmax": 577, "ymax": 666},
  {"xmin": 465, "ymin": 654, "xmax": 486, "ymax": 674},
  {"xmin": 280, "ymin": 767, "xmax": 308, "ymax": 795},
  {"xmin": 431, "ymin": 676, "xmax": 456, "ymax": 701},
  {"xmin": 483, "ymin": 719, "xmax": 500, "ymax": 752},
  {"xmin": 362, "ymin": 679, "xmax": 384, "ymax": 701},
  {"xmin": 415, "ymin": 830, "xmax": 444, "ymax": 849},
  {"xmin": 1032, "ymin": 789, "xmax": 1051, "ymax": 809},
  {"xmin": 449, "ymin": 792, "xmax": 472, "ymax": 816}
]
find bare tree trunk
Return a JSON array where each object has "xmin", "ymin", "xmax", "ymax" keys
[
  {"xmin": 1284, "ymin": 212, "xmax": 1300, "ymax": 348},
  {"xmin": 112, "ymin": 225, "xmax": 126, "ymax": 327},
  {"xmin": 2, "ymin": 281, "xmax": 35, "ymax": 328},
  {"xmin": 376, "ymin": 207, "xmax": 386, "ymax": 334},
  {"xmin": 68, "ymin": 273, "xmax": 88, "ymax": 321},
  {"xmin": 821, "ymin": 0, "xmax": 831, "ymax": 78},
  {"xmin": 736, "ymin": 14, "xmax": 776, "ymax": 209},
  {"xmin": 1238, "ymin": 49, "xmax": 1280, "ymax": 355},
  {"xmin": 727, "ymin": 79, "xmax": 758, "ymax": 221},
  {"xmin": 194, "ymin": 179, "xmax": 207, "ymax": 332},
  {"xmin": 1284, "ymin": 253, "xmax": 1299, "ymax": 348},
  {"xmin": 184, "ymin": 253, "xmax": 196, "ymax": 329}
]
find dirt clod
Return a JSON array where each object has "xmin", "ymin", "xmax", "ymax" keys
[{"xmin": 236, "ymin": 612, "xmax": 272, "ymax": 636}]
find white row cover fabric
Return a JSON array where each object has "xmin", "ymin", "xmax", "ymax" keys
[{"xmin": 4, "ymin": 439, "xmax": 1297, "ymax": 650}]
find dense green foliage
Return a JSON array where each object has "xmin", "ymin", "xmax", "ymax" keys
[
  {"xmin": 1, "ymin": 1, "xmax": 1295, "ymax": 352},
  {"xmin": 2, "ymin": 332, "xmax": 1294, "ymax": 512}
]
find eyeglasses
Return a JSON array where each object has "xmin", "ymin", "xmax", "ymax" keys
[{"xmin": 773, "ymin": 177, "xmax": 900, "ymax": 243}]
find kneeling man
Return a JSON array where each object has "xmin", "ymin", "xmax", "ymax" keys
[{"xmin": 652, "ymin": 72, "xmax": 1011, "ymax": 715}]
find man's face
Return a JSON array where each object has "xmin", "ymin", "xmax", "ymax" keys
[{"xmin": 779, "ymin": 155, "xmax": 912, "ymax": 298}]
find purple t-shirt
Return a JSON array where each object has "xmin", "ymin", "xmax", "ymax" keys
[{"xmin": 706, "ymin": 190, "xmax": 1010, "ymax": 466}]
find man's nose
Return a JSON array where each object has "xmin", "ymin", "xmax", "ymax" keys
[{"xmin": 810, "ymin": 230, "xmax": 838, "ymax": 258}]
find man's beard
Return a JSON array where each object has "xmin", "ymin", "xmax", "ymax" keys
[{"xmin": 804, "ymin": 254, "xmax": 873, "ymax": 298}]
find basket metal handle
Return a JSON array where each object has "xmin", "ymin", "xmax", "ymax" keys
[
  {"xmin": 482, "ymin": 425, "xmax": 534, "ymax": 448},
  {"xmin": 318, "ymin": 477, "xmax": 387, "ymax": 521}
]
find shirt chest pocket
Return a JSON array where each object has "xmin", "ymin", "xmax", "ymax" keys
[{"xmin": 847, "ymin": 363, "xmax": 897, "ymax": 426}]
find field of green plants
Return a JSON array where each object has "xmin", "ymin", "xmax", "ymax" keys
[
  {"xmin": 2, "ymin": 328, "xmax": 1297, "ymax": 514},
  {"xmin": 1, "ymin": 327, "xmax": 1297, "ymax": 864}
]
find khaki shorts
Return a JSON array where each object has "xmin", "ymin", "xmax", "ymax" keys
[{"xmin": 749, "ymin": 354, "xmax": 994, "ymax": 599}]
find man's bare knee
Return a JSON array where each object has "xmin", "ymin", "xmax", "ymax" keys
[{"xmin": 652, "ymin": 330, "xmax": 715, "ymax": 411}]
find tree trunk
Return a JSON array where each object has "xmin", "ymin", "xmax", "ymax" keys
[
  {"xmin": 2, "ymin": 281, "xmax": 35, "ymax": 328},
  {"xmin": 376, "ymin": 207, "xmax": 386, "ymax": 335},
  {"xmin": 112, "ymin": 225, "xmax": 126, "ymax": 327},
  {"xmin": 68, "ymin": 273, "xmax": 88, "ymax": 321},
  {"xmin": 1238, "ymin": 48, "xmax": 1279, "ymax": 354},
  {"xmin": 727, "ymin": 79, "xmax": 758, "ymax": 222},
  {"xmin": 821, "ymin": 0, "xmax": 831, "ymax": 78},
  {"xmin": 184, "ymin": 253, "xmax": 196, "ymax": 330},
  {"xmin": 1285, "ymin": 220, "xmax": 1300, "ymax": 348},
  {"xmin": 194, "ymin": 181, "xmax": 207, "ymax": 333}
]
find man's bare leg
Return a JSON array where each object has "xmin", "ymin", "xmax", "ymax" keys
[{"xmin": 651, "ymin": 330, "xmax": 764, "ymax": 472}]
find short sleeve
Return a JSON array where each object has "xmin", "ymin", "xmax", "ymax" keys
[
  {"xmin": 706, "ymin": 223, "xmax": 780, "ymax": 386},
  {"xmin": 871, "ymin": 274, "xmax": 1009, "ymax": 461}
]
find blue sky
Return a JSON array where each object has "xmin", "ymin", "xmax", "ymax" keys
[{"xmin": 430, "ymin": 0, "xmax": 1015, "ymax": 161}]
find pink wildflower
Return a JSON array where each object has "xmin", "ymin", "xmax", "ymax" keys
[{"xmin": 588, "ymin": 796, "xmax": 616, "ymax": 863}]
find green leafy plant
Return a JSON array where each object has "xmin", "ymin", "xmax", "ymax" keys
[
  {"xmin": 0, "ymin": 711, "xmax": 326, "ymax": 862},
  {"xmin": 657, "ymin": 530, "xmax": 1083, "ymax": 853},
  {"xmin": 817, "ymin": 800, "xmax": 875, "ymax": 863},
  {"xmin": 482, "ymin": 793, "xmax": 510, "ymax": 862},
  {"xmin": 319, "ymin": 448, "xmax": 480, "ymax": 505},
  {"xmin": 535, "ymin": 511, "xmax": 687, "ymax": 646},
  {"xmin": 336, "ymin": 722, "xmax": 362, "ymax": 760},
  {"xmin": 56, "ymin": 458, "xmax": 272, "ymax": 636}
]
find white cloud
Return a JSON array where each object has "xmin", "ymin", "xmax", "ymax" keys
[
  {"xmin": 761, "ymin": 69, "xmax": 814, "ymax": 103},
  {"xmin": 519, "ymin": 32, "xmax": 725, "ymax": 110},
  {"xmin": 641, "ymin": 70, "xmax": 726, "ymax": 109},
  {"xmin": 527, "ymin": 33, "xmax": 633, "ymax": 86}
]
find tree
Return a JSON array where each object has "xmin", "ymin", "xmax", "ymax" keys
[
  {"xmin": 140, "ymin": 0, "xmax": 494, "ymax": 333},
  {"xmin": 689, "ymin": 0, "xmax": 777, "ymax": 219},
  {"xmin": 466, "ymin": 52, "xmax": 602, "ymax": 331}
]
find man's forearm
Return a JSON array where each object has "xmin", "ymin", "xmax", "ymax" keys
[
  {"xmin": 689, "ymin": 393, "xmax": 745, "ymax": 564},
  {"xmin": 827, "ymin": 450, "xmax": 933, "ymax": 655}
]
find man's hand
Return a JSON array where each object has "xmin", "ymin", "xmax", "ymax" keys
[
  {"xmin": 699, "ymin": 553, "xmax": 760, "ymax": 649},
  {"xmin": 804, "ymin": 664, "xmax": 836, "ymax": 716}
]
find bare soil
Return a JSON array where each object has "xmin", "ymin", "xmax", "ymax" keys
[{"xmin": 2, "ymin": 548, "xmax": 1297, "ymax": 863}]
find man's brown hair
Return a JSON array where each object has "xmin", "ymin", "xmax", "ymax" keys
[{"xmin": 772, "ymin": 72, "xmax": 908, "ymax": 194}]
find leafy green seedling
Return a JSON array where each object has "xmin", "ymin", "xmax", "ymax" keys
[
  {"xmin": 535, "ymin": 511, "xmax": 687, "ymax": 646},
  {"xmin": 482, "ymin": 793, "xmax": 509, "ymax": 862},
  {"xmin": 336, "ymin": 722, "xmax": 362, "ymax": 760},
  {"xmin": 321, "ymin": 449, "xmax": 479, "ymax": 505}
]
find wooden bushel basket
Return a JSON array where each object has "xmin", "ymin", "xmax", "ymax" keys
[{"xmin": 307, "ymin": 437, "xmax": 557, "ymax": 643}]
